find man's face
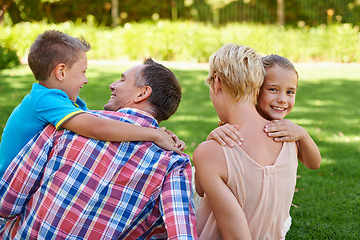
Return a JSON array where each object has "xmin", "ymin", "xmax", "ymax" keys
[{"xmin": 104, "ymin": 65, "xmax": 145, "ymax": 111}]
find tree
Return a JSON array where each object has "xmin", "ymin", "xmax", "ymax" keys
[{"xmin": 205, "ymin": 0, "xmax": 237, "ymax": 25}]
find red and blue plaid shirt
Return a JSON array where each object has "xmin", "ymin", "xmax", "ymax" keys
[{"xmin": 0, "ymin": 108, "xmax": 197, "ymax": 239}]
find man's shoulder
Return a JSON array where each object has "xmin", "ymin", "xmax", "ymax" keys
[
  {"xmin": 158, "ymin": 150, "xmax": 191, "ymax": 168},
  {"xmin": 91, "ymin": 108, "xmax": 157, "ymax": 128}
]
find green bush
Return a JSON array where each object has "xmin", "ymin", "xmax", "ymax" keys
[
  {"xmin": 0, "ymin": 45, "xmax": 20, "ymax": 70},
  {"xmin": 1, "ymin": 21, "xmax": 359, "ymax": 63}
]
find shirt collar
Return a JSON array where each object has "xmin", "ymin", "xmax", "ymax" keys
[{"xmin": 117, "ymin": 108, "xmax": 159, "ymax": 128}]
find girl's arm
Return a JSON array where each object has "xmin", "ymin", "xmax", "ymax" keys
[
  {"xmin": 61, "ymin": 113, "xmax": 182, "ymax": 154},
  {"xmin": 206, "ymin": 124, "xmax": 243, "ymax": 147},
  {"xmin": 194, "ymin": 141, "xmax": 252, "ymax": 239},
  {"xmin": 264, "ymin": 119, "xmax": 321, "ymax": 169}
]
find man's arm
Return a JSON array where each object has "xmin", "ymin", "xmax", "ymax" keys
[
  {"xmin": 159, "ymin": 155, "xmax": 198, "ymax": 239},
  {"xmin": 62, "ymin": 113, "xmax": 182, "ymax": 154},
  {"xmin": 193, "ymin": 141, "xmax": 252, "ymax": 240},
  {"xmin": 264, "ymin": 119, "xmax": 321, "ymax": 169},
  {"xmin": 0, "ymin": 125, "xmax": 55, "ymax": 231}
]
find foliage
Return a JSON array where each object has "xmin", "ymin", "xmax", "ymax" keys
[
  {"xmin": 1, "ymin": 21, "xmax": 360, "ymax": 64},
  {"xmin": 0, "ymin": 63, "xmax": 359, "ymax": 239},
  {"xmin": 0, "ymin": 45, "xmax": 20, "ymax": 70},
  {"xmin": 1, "ymin": 0, "xmax": 360, "ymax": 27}
]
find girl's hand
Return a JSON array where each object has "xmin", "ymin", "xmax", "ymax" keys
[
  {"xmin": 264, "ymin": 119, "xmax": 306, "ymax": 142},
  {"xmin": 206, "ymin": 124, "xmax": 243, "ymax": 147}
]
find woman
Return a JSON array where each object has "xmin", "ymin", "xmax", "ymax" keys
[{"xmin": 194, "ymin": 43, "xmax": 298, "ymax": 239}]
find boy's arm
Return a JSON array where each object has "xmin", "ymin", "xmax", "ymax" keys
[
  {"xmin": 61, "ymin": 113, "xmax": 182, "ymax": 154},
  {"xmin": 264, "ymin": 119, "xmax": 321, "ymax": 169},
  {"xmin": 194, "ymin": 141, "xmax": 252, "ymax": 239}
]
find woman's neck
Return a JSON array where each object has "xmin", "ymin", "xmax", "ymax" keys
[{"xmin": 223, "ymin": 101, "xmax": 267, "ymax": 127}]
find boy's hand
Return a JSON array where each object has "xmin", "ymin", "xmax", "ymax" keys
[
  {"xmin": 264, "ymin": 119, "xmax": 306, "ymax": 142},
  {"xmin": 206, "ymin": 124, "xmax": 243, "ymax": 147},
  {"xmin": 162, "ymin": 128, "xmax": 186, "ymax": 152},
  {"xmin": 154, "ymin": 127, "xmax": 183, "ymax": 154}
]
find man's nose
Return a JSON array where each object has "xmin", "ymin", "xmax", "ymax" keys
[{"xmin": 109, "ymin": 81, "xmax": 117, "ymax": 90}]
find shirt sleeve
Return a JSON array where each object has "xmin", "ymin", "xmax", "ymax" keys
[
  {"xmin": 36, "ymin": 91, "xmax": 86, "ymax": 130},
  {"xmin": 0, "ymin": 125, "xmax": 56, "ymax": 232},
  {"xmin": 159, "ymin": 155, "xmax": 198, "ymax": 240}
]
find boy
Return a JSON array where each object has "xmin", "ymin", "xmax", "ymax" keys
[{"xmin": 0, "ymin": 30, "xmax": 182, "ymax": 178}]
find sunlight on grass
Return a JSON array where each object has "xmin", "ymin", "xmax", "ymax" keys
[
  {"xmin": 1, "ymin": 62, "xmax": 360, "ymax": 239},
  {"xmin": 170, "ymin": 114, "xmax": 217, "ymax": 122},
  {"xmin": 325, "ymin": 133, "xmax": 360, "ymax": 144},
  {"xmin": 316, "ymin": 157, "xmax": 335, "ymax": 165}
]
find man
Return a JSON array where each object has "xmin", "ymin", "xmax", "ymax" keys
[{"xmin": 0, "ymin": 58, "xmax": 197, "ymax": 239}]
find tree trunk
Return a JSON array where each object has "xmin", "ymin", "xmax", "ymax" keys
[
  {"xmin": 111, "ymin": 0, "xmax": 119, "ymax": 27},
  {"xmin": 171, "ymin": 0, "xmax": 178, "ymax": 21},
  {"xmin": 277, "ymin": 0, "xmax": 284, "ymax": 26}
]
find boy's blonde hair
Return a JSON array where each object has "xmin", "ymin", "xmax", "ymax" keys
[
  {"xmin": 206, "ymin": 43, "xmax": 265, "ymax": 104},
  {"xmin": 28, "ymin": 30, "xmax": 91, "ymax": 81}
]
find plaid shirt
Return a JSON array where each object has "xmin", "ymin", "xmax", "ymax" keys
[{"xmin": 0, "ymin": 108, "xmax": 197, "ymax": 240}]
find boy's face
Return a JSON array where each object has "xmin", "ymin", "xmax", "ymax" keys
[
  {"xmin": 256, "ymin": 65, "xmax": 298, "ymax": 120},
  {"xmin": 62, "ymin": 52, "xmax": 88, "ymax": 101},
  {"xmin": 104, "ymin": 65, "xmax": 145, "ymax": 112}
]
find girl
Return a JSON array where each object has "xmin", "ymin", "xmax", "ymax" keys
[{"xmin": 208, "ymin": 54, "xmax": 321, "ymax": 170}]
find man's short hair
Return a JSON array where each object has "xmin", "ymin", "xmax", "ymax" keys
[
  {"xmin": 28, "ymin": 30, "xmax": 91, "ymax": 81},
  {"xmin": 136, "ymin": 58, "xmax": 182, "ymax": 122},
  {"xmin": 206, "ymin": 43, "xmax": 265, "ymax": 104}
]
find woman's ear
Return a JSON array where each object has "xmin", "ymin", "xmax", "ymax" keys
[
  {"xmin": 213, "ymin": 74, "xmax": 222, "ymax": 93},
  {"xmin": 54, "ymin": 63, "xmax": 66, "ymax": 81},
  {"xmin": 134, "ymin": 86, "xmax": 152, "ymax": 103}
]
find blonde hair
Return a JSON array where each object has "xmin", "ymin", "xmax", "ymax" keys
[{"xmin": 206, "ymin": 43, "xmax": 265, "ymax": 104}]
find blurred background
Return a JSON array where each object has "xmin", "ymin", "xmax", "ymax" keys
[
  {"xmin": 2, "ymin": 0, "xmax": 360, "ymax": 27},
  {"xmin": 1, "ymin": 0, "xmax": 360, "ymax": 68}
]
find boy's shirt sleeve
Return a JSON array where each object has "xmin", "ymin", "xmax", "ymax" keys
[{"xmin": 36, "ymin": 91, "xmax": 88, "ymax": 130}]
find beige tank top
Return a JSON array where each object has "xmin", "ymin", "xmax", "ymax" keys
[{"xmin": 197, "ymin": 142, "xmax": 298, "ymax": 240}]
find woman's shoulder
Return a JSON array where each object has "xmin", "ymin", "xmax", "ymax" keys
[
  {"xmin": 194, "ymin": 140, "xmax": 224, "ymax": 157},
  {"xmin": 193, "ymin": 140, "xmax": 226, "ymax": 169}
]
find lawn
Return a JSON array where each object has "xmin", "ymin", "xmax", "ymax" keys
[{"xmin": 0, "ymin": 62, "xmax": 359, "ymax": 239}]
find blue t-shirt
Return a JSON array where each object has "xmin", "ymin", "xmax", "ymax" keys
[{"xmin": 0, "ymin": 83, "xmax": 88, "ymax": 178}]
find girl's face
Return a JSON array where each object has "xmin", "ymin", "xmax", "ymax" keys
[{"xmin": 256, "ymin": 65, "xmax": 298, "ymax": 120}]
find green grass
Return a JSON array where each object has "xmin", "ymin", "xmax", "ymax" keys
[{"xmin": 0, "ymin": 62, "xmax": 359, "ymax": 238}]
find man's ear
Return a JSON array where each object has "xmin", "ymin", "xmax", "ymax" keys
[
  {"xmin": 134, "ymin": 86, "xmax": 152, "ymax": 103},
  {"xmin": 54, "ymin": 63, "xmax": 66, "ymax": 81}
]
